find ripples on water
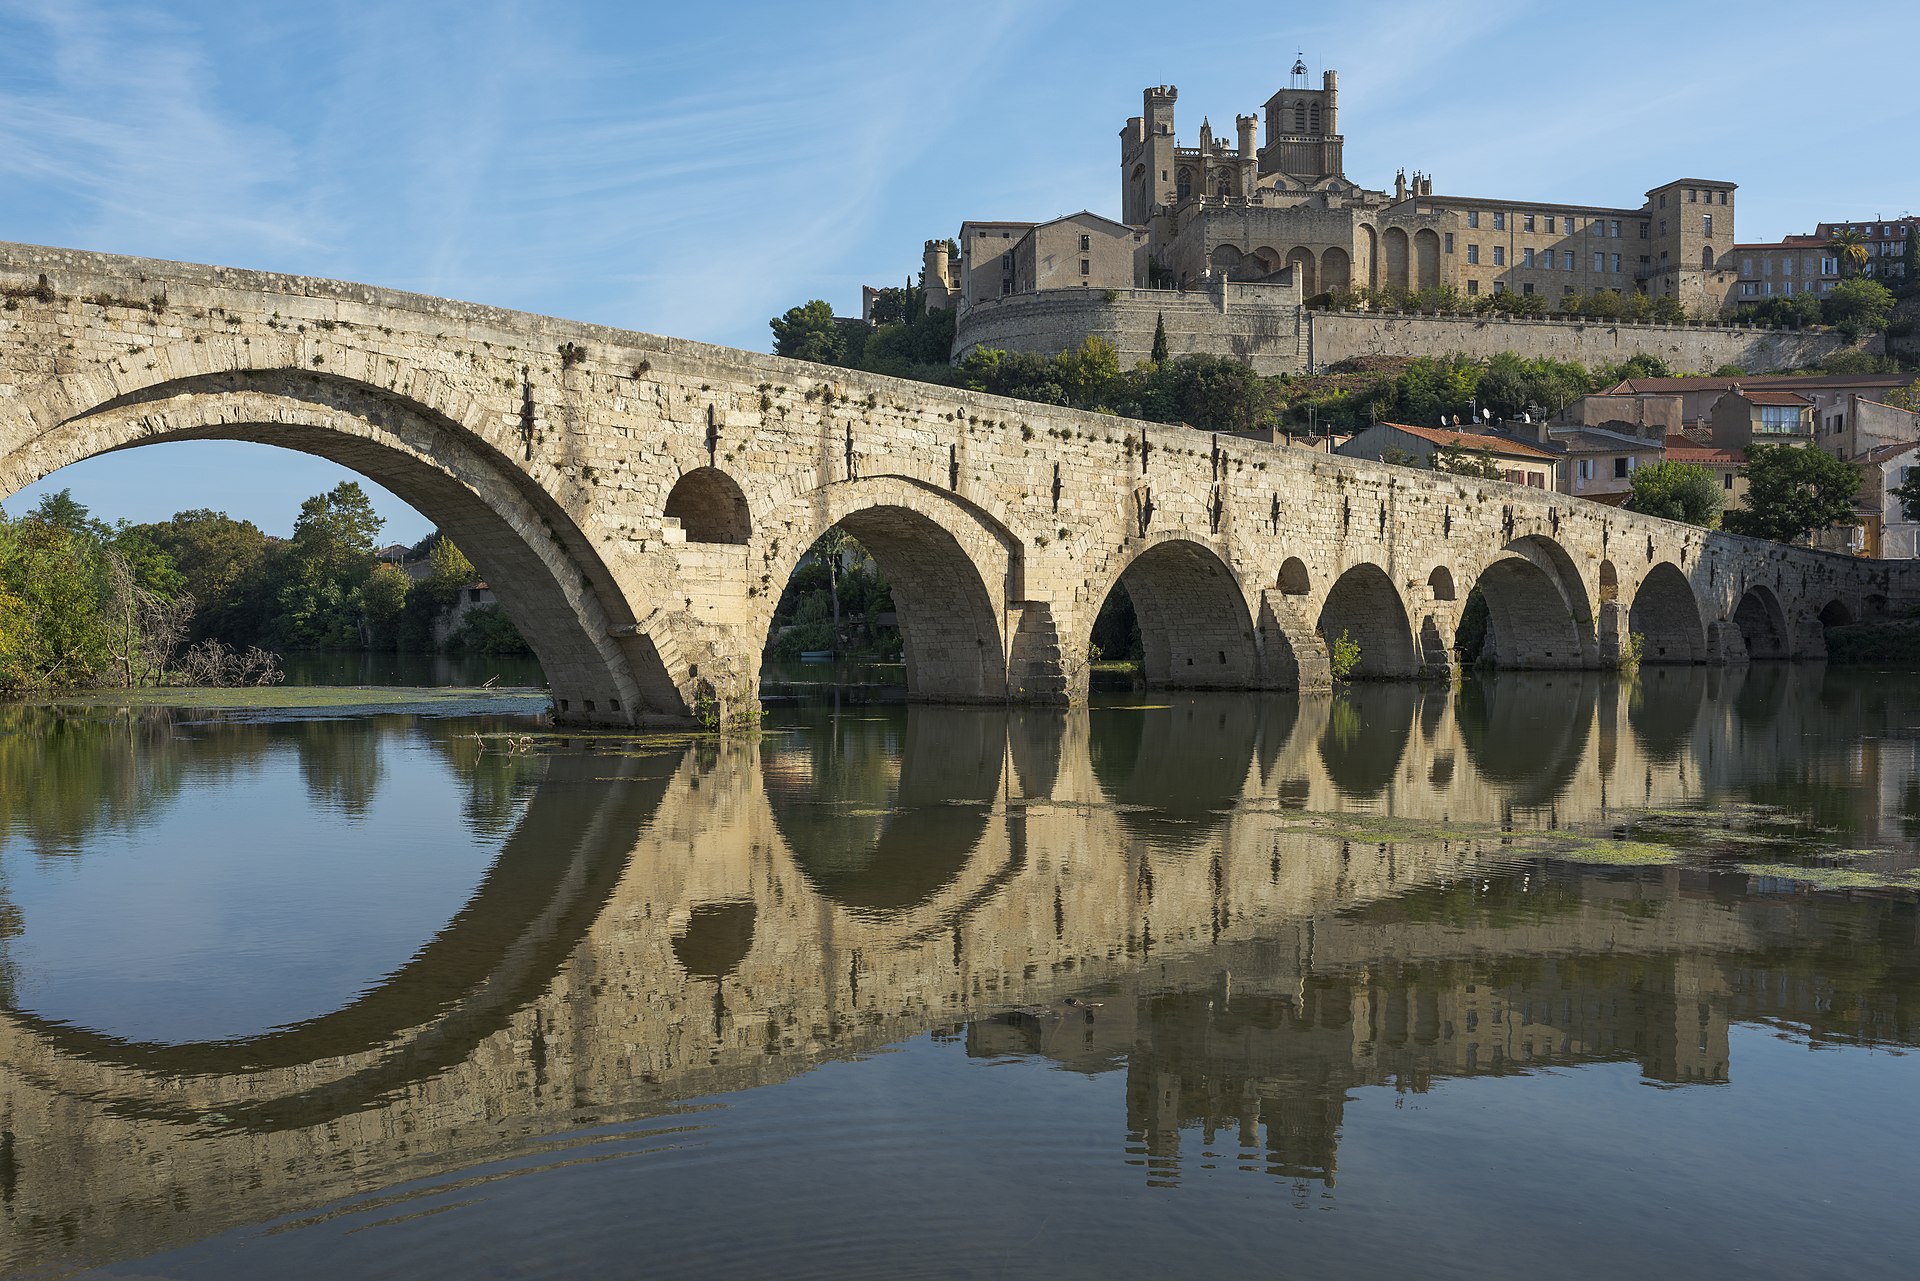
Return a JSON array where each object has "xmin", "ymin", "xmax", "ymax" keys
[{"xmin": 0, "ymin": 667, "xmax": 1916, "ymax": 1279}]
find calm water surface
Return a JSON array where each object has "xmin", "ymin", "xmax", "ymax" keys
[{"xmin": 1, "ymin": 667, "xmax": 1918, "ymax": 1278}]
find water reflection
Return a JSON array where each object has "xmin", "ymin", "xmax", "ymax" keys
[{"xmin": 1, "ymin": 667, "xmax": 1919, "ymax": 1276}]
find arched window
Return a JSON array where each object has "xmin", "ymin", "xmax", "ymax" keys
[
  {"xmin": 1309, "ymin": 104, "xmax": 1321, "ymax": 134},
  {"xmin": 1214, "ymin": 170, "xmax": 1234, "ymax": 197},
  {"xmin": 1176, "ymin": 168, "xmax": 1193, "ymax": 201},
  {"xmin": 1293, "ymin": 102, "xmax": 1307, "ymax": 133},
  {"xmin": 1702, "ymin": 246, "xmax": 1715, "ymax": 269}
]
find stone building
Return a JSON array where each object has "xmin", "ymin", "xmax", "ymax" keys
[
  {"xmin": 948, "ymin": 62, "xmax": 1738, "ymax": 316},
  {"xmin": 1337, "ymin": 422, "xmax": 1559, "ymax": 489},
  {"xmin": 1732, "ymin": 217, "xmax": 1916, "ymax": 302}
]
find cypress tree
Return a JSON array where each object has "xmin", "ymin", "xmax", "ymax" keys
[{"xmin": 1151, "ymin": 312, "xmax": 1169, "ymax": 363}]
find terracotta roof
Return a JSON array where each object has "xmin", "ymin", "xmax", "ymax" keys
[
  {"xmin": 1737, "ymin": 390, "xmax": 1814, "ymax": 406},
  {"xmin": 1380, "ymin": 423, "xmax": 1559, "ymax": 460},
  {"xmin": 1663, "ymin": 434, "xmax": 1743, "ymax": 464},
  {"xmin": 1861, "ymin": 441, "xmax": 1920, "ymax": 464},
  {"xmin": 1549, "ymin": 427, "xmax": 1666, "ymax": 454}
]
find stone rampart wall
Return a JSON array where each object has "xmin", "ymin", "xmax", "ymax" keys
[
  {"xmin": 950, "ymin": 285, "xmax": 1864, "ymax": 377},
  {"xmin": 1308, "ymin": 309, "xmax": 1864, "ymax": 373}
]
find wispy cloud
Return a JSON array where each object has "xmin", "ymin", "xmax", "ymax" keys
[{"xmin": 0, "ymin": 1, "xmax": 324, "ymax": 257}]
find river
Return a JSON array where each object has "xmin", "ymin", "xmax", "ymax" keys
[{"xmin": 0, "ymin": 666, "xmax": 1915, "ymax": 1278}]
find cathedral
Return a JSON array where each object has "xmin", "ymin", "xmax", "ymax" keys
[{"xmin": 932, "ymin": 61, "xmax": 1736, "ymax": 318}]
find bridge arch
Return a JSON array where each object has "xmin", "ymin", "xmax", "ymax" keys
[
  {"xmin": 664, "ymin": 466, "xmax": 751, "ymax": 544},
  {"xmin": 1086, "ymin": 535, "xmax": 1258, "ymax": 689},
  {"xmin": 1629, "ymin": 562, "xmax": 1708, "ymax": 663},
  {"xmin": 1732, "ymin": 584, "xmax": 1792, "ymax": 660},
  {"xmin": 756, "ymin": 477, "xmax": 1017, "ymax": 702},
  {"xmin": 1317, "ymin": 563, "xmax": 1419, "ymax": 678},
  {"xmin": 2, "ymin": 362, "xmax": 678, "ymax": 723},
  {"xmin": 1468, "ymin": 535, "xmax": 1596, "ymax": 669}
]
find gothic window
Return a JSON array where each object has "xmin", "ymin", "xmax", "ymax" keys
[
  {"xmin": 1309, "ymin": 104, "xmax": 1321, "ymax": 133},
  {"xmin": 1176, "ymin": 168, "xmax": 1193, "ymax": 201},
  {"xmin": 1293, "ymin": 101, "xmax": 1306, "ymax": 132},
  {"xmin": 1215, "ymin": 171, "xmax": 1233, "ymax": 197}
]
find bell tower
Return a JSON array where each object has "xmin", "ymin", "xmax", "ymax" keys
[{"xmin": 1258, "ymin": 59, "xmax": 1344, "ymax": 185}]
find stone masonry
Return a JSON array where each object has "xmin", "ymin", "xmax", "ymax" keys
[{"xmin": 0, "ymin": 242, "xmax": 1907, "ymax": 726}]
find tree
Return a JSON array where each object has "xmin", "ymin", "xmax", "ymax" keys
[
  {"xmin": 358, "ymin": 561, "xmax": 411, "ymax": 647},
  {"xmin": 133, "ymin": 509, "xmax": 271, "ymax": 641},
  {"xmin": 1903, "ymin": 232, "xmax": 1920, "ymax": 297},
  {"xmin": 1828, "ymin": 228, "xmax": 1870, "ymax": 279},
  {"xmin": 1822, "ymin": 278, "xmax": 1896, "ymax": 341},
  {"xmin": 1721, "ymin": 443, "xmax": 1861, "ymax": 543},
  {"xmin": 1150, "ymin": 312, "xmax": 1169, "ymax": 363},
  {"xmin": 1885, "ymin": 377, "xmax": 1920, "ymax": 414},
  {"xmin": 1430, "ymin": 441, "xmax": 1504, "ymax": 479},
  {"xmin": 1625, "ymin": 461, "xmax": 1724, "ymax": 527},
  {"xmin": 1891, "ymin": 463, "xmax": 1920, "ymax": 522},
  {"xmin": 770, "ymin": 300, "xmax": 846, "ymax": 364},
  {"xmin": 272, "ymin": 482, "xmax": 384, "ymax": 649}
]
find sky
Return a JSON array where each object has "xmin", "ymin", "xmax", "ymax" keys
[{"xmin": 3, "ymin": 0, "xmax": 1916, "ymax": 541}]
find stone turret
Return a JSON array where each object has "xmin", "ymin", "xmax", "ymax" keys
[
  {"xmin": 1236, "ymin": 113, "xmax": 1257, "ymax": 159},
  {"xmin": 922, "ymin": 239, "xmax": 955, "ymax": 311}
]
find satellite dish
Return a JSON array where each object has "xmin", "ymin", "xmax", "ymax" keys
[{"xmin": 1482, "ymin": 407, "xmax": 1493, "ymax": 422}]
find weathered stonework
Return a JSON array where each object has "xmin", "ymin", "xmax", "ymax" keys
[
  {"xmin": 1, "ymin": 241, "xmax": 1907, "ymax": 726},
  {"xmin": 950, "ymin": 287, "xmax": 1865, "ymax": 377}
]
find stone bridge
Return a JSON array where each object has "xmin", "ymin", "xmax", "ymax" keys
[{"xmin": 1, "ymin": 242, "xmax": 1907, "ymax": 724}]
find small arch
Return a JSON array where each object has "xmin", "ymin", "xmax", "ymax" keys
[
  {"xmin": 1629, "ymin": 563, "xmax": 1707, "ymax": 663},
  {"xmin": 1252, "ymin": 246, "xmax": 1286, "ymax": 277},
  {"xmin": 670, "ymin": 900, "xmax": 756, "ymax": 980},
  {"xmin": 1317, "ymin": 563, "xmax": 1419, "ymax": 678},
  {"xmin": 1360, "ymin": 224, "xmax": 1380, "ymax": 290},
  {"xmin": 663, "ymin": 466, "xmax": 751, "ymax": 544},
  {"xmin": 1427, "ymin": 566, "xmax": 1456, "ymax": 601},
  {"xmin": 1819, "ymin": 599, "xmax": 1854, "ymax": 627},
  {"xmin": 1214, "ymin": 170, "xmax": 1235, "ymax": 198},
  {"xmin": 1702, "ymin": 246, "xmax": 1715, "ymax": 269},
  {"xmin": 1286, "ymin": 247, "xmax": 1317, "ymax": 295},
  {"xmin": 1209, "ymin": 244, "xmax": 1246, "ymax": 279},
  {"xmin": 1279, "ymin": 557, "xmax": 1311, "ymax": 595},
  {"xmin": 1293, "ymin": 101, "xmax": 1307, "ymax": 132},
  {"xmin": 1599, "ymin": 560, "xmax": 1619, "ymax": 603},
  {"xmin": 1732, "ymin": 586, "xmax": 1791, "ymax": 660},
  {"xmin": 1320, "ymin": 246, "xmax": 1352, "ymax": 292}
]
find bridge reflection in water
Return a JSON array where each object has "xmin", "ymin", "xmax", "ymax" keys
[{"xmin": 1, "ymin": 668, "xmax": 1918, "ymax": 1274}]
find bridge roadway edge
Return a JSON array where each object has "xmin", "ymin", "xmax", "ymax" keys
[{"xmin": 1, "ymin": 241, "xmax": 1909, "ymax": 725}]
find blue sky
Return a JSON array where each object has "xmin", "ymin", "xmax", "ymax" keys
[{"xmin": 4, "ymin": 0, "xmax": 1916, "ymax": 541}]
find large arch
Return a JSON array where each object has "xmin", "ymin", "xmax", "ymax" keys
[
  {"xmin": 1286, "ymin": 247, "xmax": 1317, "ymax": 295},
  {"xmin": 0, "ymin": 366, "xmax": 677, "ymax": 723},
  {"xmin": 1414, "ymin": 228, "xmax": 1442, "ymax": 289},
  {"xmin": 1360, "ymin": 225, "xmax": 1380, "ymax": 290},
  {"xmin": 1320, "ymin": 246, "xmax": 1352, "ymax": 293},
  {"xmin": 0, "ymin": 743, "xmax": 681, "ymax": 1130},
  {"xmin": 761, "ymin": 706, "xmax": 1004, "ymax": 917},
  {"xmin": 1383, "ymin": 227, "xmax": 1411, "ymax": 292},
  {"xmin": 1629, "ymin": 562, "xmax": 1708, "ymax": 663},
  {"xmin": 1092, "ymin": 537, "xmax": 1258, "ymax": 690},
  {"xmin": 1317, "ymin": 563, "xmax": 1419, "ymax": 678},
  {"xmin": 1732, "ymin": 585, "xmax": 1791, "ymax": 660},
  {"xmin": 1471, "ymin": 535, "xmax": 1595, "ymax": 669},
  {"xmin": 756, "ymin": 479, "xmax": 1017, "ymax": 703}
]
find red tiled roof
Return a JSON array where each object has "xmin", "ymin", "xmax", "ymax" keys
[
  {"xmin": 1737, "ymin": 390, "xmax": 1814, "ymax": 406},
  {"xmin": 1382, "ymin": 422, "xmax": 1558, "ymax": 460},
  {"xmin": 1663, "ymin": 435, "xmax": 1742, "ymax": 464}
]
